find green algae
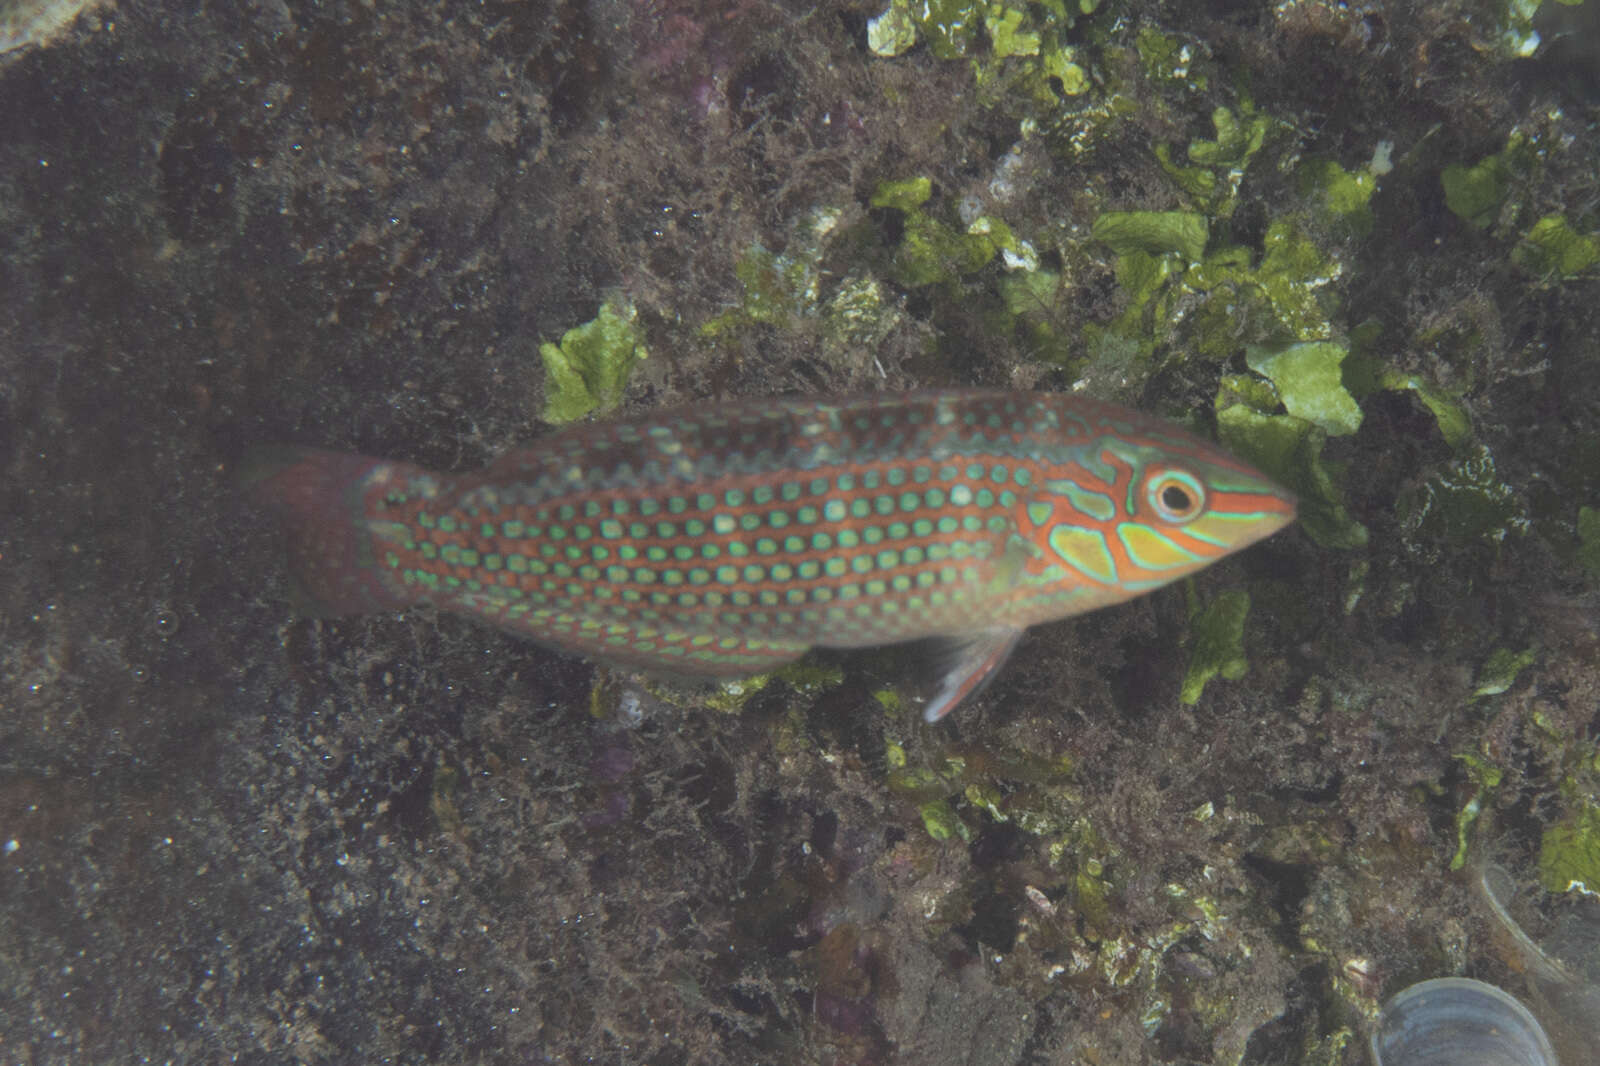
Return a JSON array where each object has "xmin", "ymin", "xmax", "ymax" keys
[
  {"xmin": 1537, "ymin": 802, "xmax": 1600, "ymax": 896},
  {"xmin": 1184, "ymin": 221, "xmax": 1342, "ymax": 352},
  {"xmin": 1450, "ymin": 753, "xmax": 1505, "ymax": 871},
  {"xmin": 1397, "ymin": 443, "xmax": 1529, "ymax": 555},
  {"xmin": 1441, "ymin": 132, "xmax": 1536, "ymax": 228},
  {"xmin": 1245, "ymin": 342, "xmax": 1363, "ymax": 437},
  {"xmin": 867, "ymin": 0, "xmax": 1094, "ymax": 104},
  {"xmin": 540, "ymin": 299, "xmax": 647, "ymax": 425},
  {"xmin": 918, "ymin": 798, "xmax": 971, "ymax": 842},
  {"xmin": 1154, "ymin": 106, "xmax": 1273, "ymax": 217},
  {"xmin": 1180, "ymin": 586, "xmax": 1251, "ymax": 705},
  {"xmin": 1513, "ymin": 214, "xmax": 1600, "ymax": 280},
  {"xmin": 869, "ymin": 177, "xmax": 1002, "ymax": 288},
  {"xmin": 1377, "ymin": 370, "xmax": 1474, "ymax": 451},
  {"xmin": 1091, "ymin": 210, "xmax": 1209, "ymax": 262},
  {"xmin": 1298, "ymin": 158, "xmax": 1378, "ymax": 238},
  {"xmin": 869, "ymin": 176, "xmax": 932, "ymax": 212},
  {"xmin": 1472, "ymin": 645, "xmax": 1539, "ymax": 698}
]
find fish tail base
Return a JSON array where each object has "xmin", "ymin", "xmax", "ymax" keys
[{"xmin": 242, "ymin": 447, "xmax": 423, "ymax": 617}]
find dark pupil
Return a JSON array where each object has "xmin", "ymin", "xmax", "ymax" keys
[{"xmin": 1161, "ymin": 484, "xmax": 1193, "ymax": 512}]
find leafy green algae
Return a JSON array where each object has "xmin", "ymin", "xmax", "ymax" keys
[
  {"xmin": 1180, "ymin": 587, "xmax": 1251, "ymax": 705},
  {"xmin": 1513, "ymin": 214, "xmax": 1600, "ymax": 280},
  {"xmin": 540, "ymin": 300, "xmax": 647, "ymax": 424},
  {"xmin": 1397, "ymin": 444, "xmax": 1529, "ymax": 555},
  {"xmin": 867, "ymin": 0, "xmax": 1094, "ymax": 104},
  {"xmin": 1091, "ymin": 211, "xmax": 1209, "ymax": 262},
  {"xmin": 1450, "ymin": 753, "xmax": 1504, "ymax": 871},
  {"xmin": 1473, "ymin": 645, "xmax": 1538, "ymax": 698},
  {"xmin": 1441, "ymin": 132, "xmax": 1536, "ymax": 228},
  {"xmin": 1155, "ymin": 107, "xmax": 1272, "ymax": 217},
  {"xmin": 1245, "ymin": 342, "xmax": 1362, "ymax": 437},
  {"xmin": 1298, "ymin": 159, "xmax": 1378, "ymax": 238},
  {"xmin": 1538, "ymin": 803, "xmax": 1600, "ymax": 896}
]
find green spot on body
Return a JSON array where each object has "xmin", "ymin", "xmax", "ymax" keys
[
  {"xmin": 825, "ymin": 558, "xmax": 848, "ymax": 577},
  {"xmin": 437, "ymin": 515, "xmax": 458, "ymax": 533}
]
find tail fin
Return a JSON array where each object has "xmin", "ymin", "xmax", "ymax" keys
[{"xmin": 241, "ymin": 447, "xmax": 424, "ymax": 617}]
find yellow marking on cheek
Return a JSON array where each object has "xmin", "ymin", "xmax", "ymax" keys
[{"xmin": 1048, "ymin": 525, "xmax": 1117, "ymax": 584}]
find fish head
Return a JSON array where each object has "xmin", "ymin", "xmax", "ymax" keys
[{"xmin": 1032, "ymin": 407, "xmax": 1297, "ymax": 593}]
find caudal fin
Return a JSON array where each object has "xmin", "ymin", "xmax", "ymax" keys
[{"xmin": 241, "ymin": 446, "xmax": 423, "ymax": 617}]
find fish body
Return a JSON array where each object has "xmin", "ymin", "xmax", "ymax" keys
[{"xmin": 249, "ymin": 390, "xmax": 1296, "ymax": 720}]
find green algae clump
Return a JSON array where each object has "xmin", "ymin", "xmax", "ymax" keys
[
  {"xmin": 1513, "ymin": 215, "xmax": 1600, "ymax": 281},
  {"xmin": 1538, "ymin": 803, "xmax": 1600, "ymax": 897},
  {"xmin": 1180, "ymin": 587, "xmax": 1251, "ymax": 705},
  {"xmin": 540, "ymin": 300, "xmax": 647, "ymax": 425}
]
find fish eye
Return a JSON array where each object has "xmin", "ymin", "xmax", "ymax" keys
[{"xmin": 1146, "ymin": 469, "xmax": 1206, "ymax": 524}]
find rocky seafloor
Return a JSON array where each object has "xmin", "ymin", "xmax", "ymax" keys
[{"xmin": 2, "ymin": 0, "xmax": 1598, "ymax": 1063}]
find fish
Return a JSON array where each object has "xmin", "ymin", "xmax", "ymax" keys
[{"xmin": 246, "ymin": 390, "xmax": 1297, "ymax": 721}]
